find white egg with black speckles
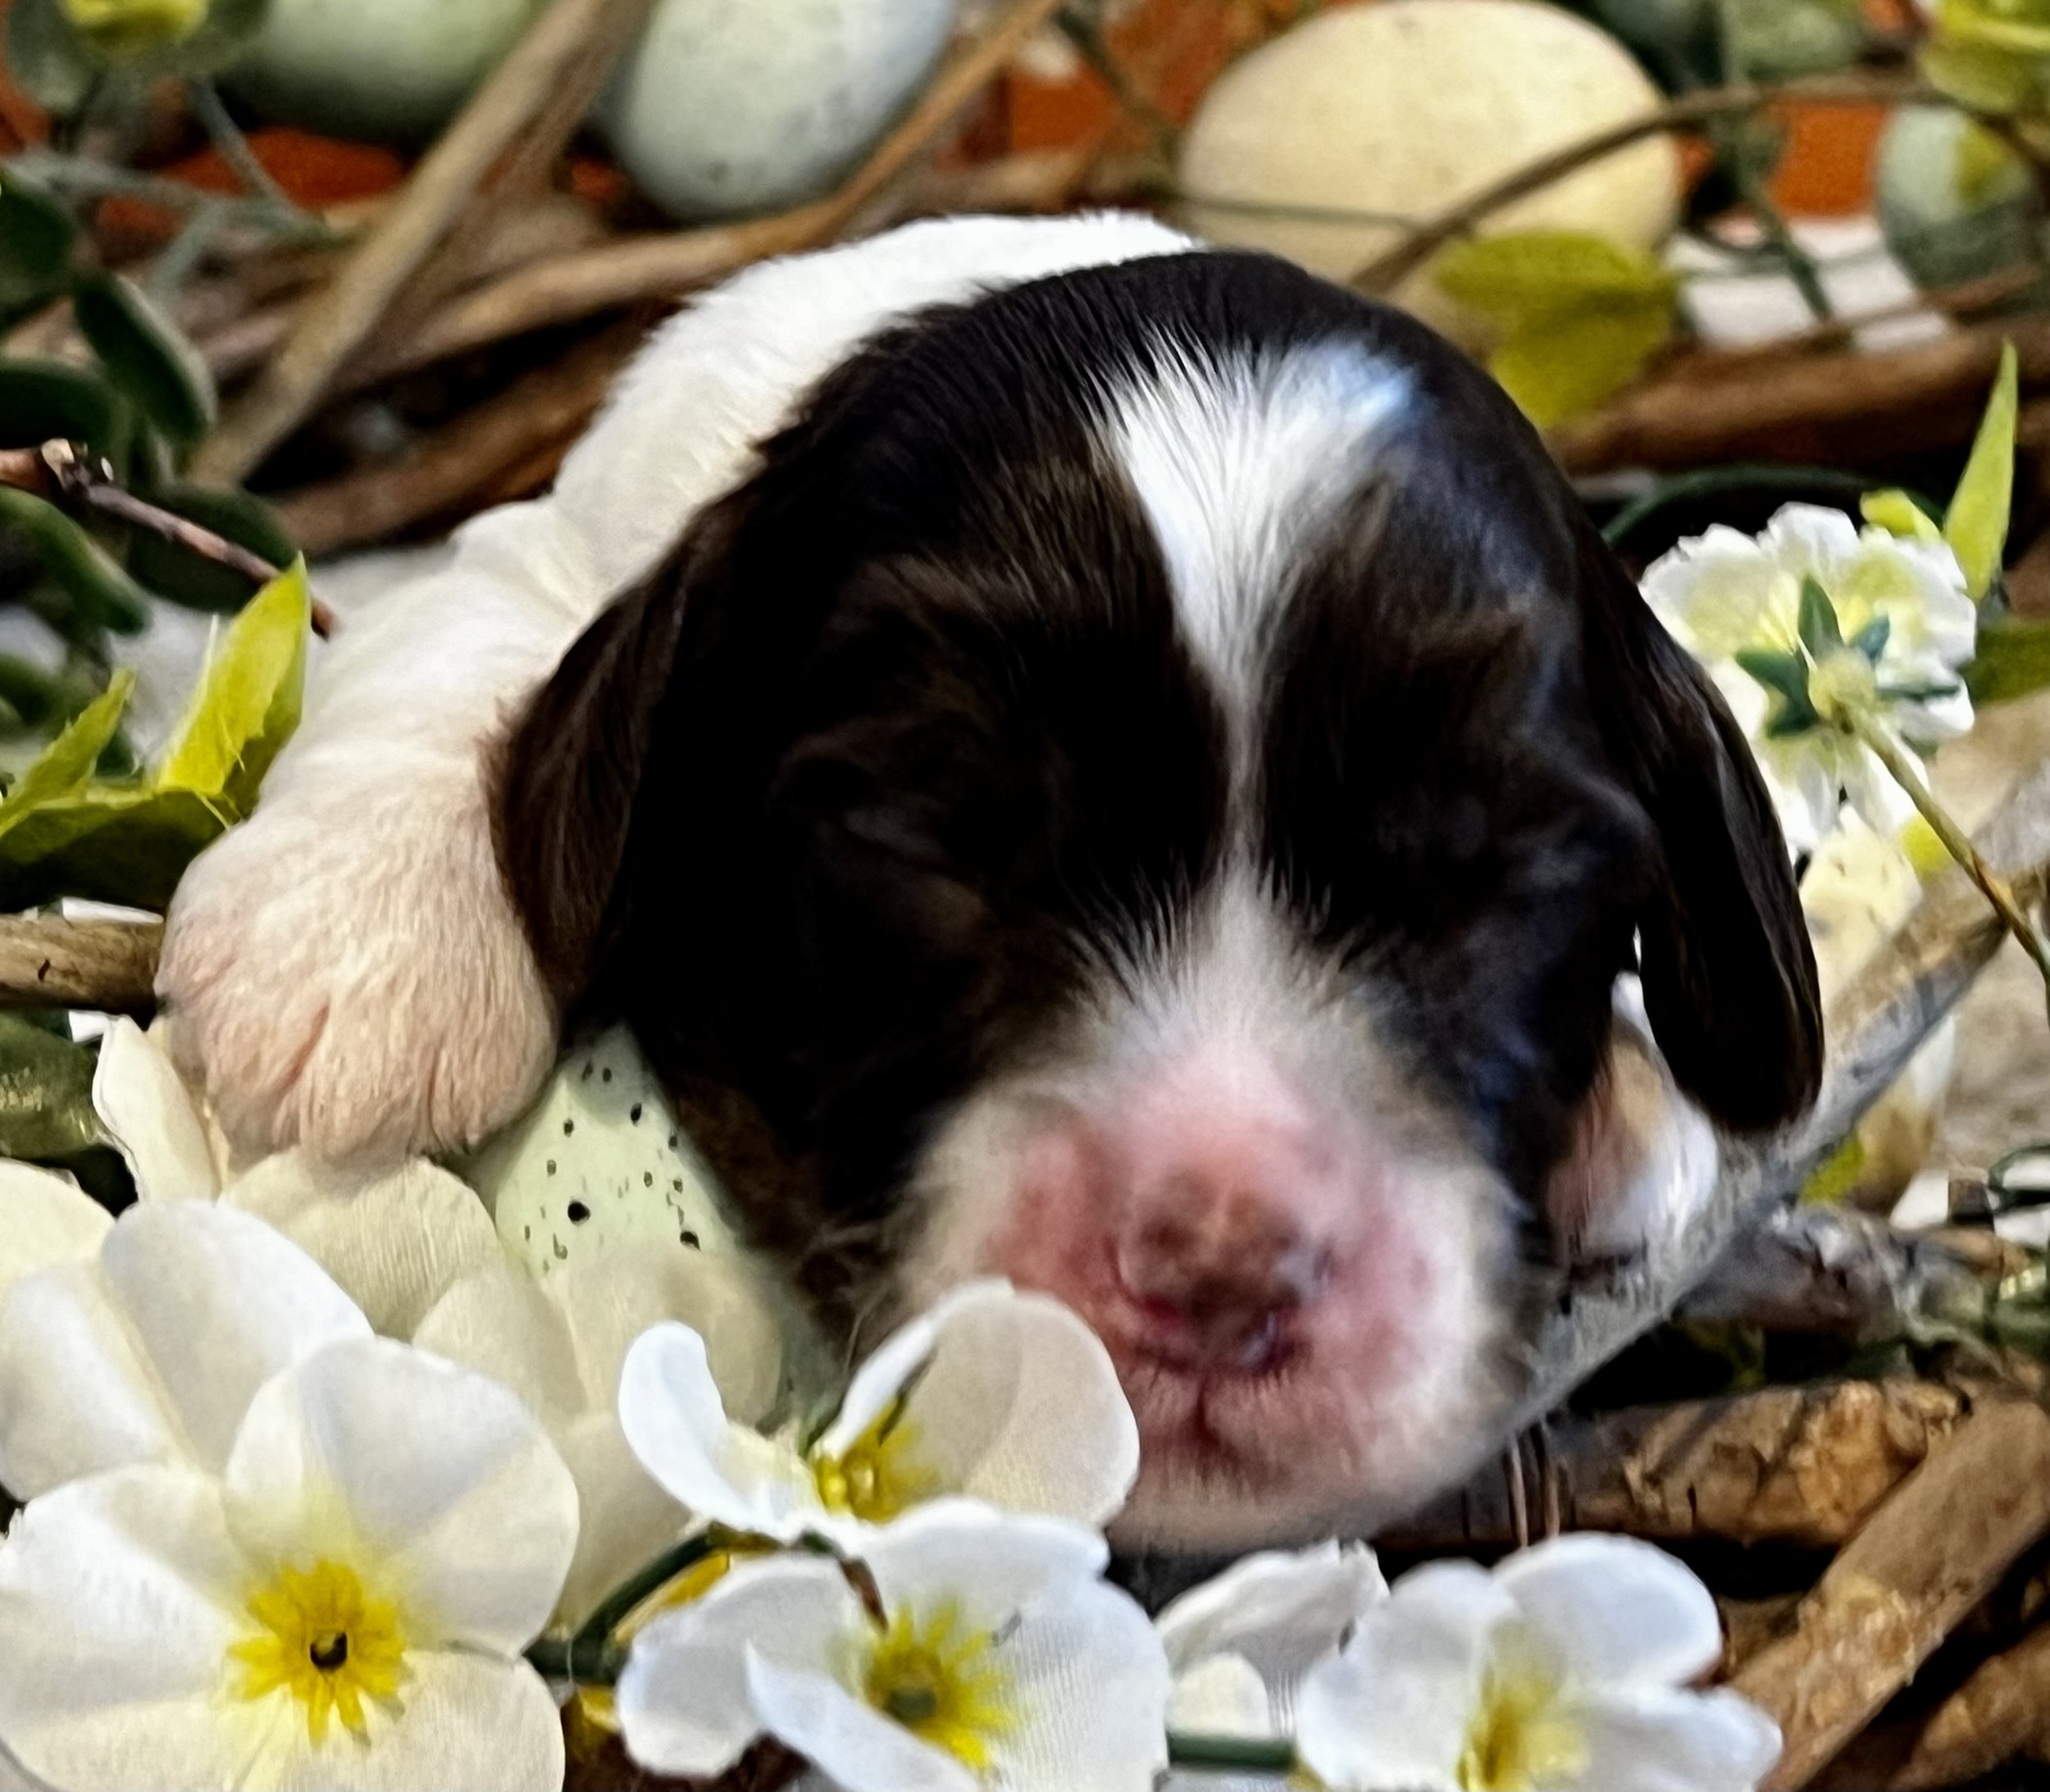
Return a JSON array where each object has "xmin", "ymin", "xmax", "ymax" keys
[{"xmin": 460, "ymin": 1025, "xmax": 742, "ymax": 1279}]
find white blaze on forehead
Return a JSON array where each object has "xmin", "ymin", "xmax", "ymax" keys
[{"xmin": 1100, "ymin": 339, "xmax": 1407, "ymax": 724}]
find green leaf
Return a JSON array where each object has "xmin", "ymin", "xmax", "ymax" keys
[
  {"xmin": 0, "ymin": 1014, "xmax": 102, "ymax": 1160},
  {"xmin": 1966, "ymin": 613, "xmax": 2050, "ymax": 704},
  {"xmin": 1433, "ymin": 232, "xmax": 1679, "ymax": 426},
  {"xmin": 1946, "ymin": 339, "xmax": 2019, "ymax": 600},
  {"xmin": 1852, "ymin": 615, "xmax": 1893, "ymax": 662},
  {"xmin": 1797, "ymin": 574, "xmax": 1845, "ymax": 658},
  {"xmin": 0, "ymin": 488, "xmax": 150, "ymax": 634},
  {"xmin": 157, "ymin": 557, "xmax": 308, "ymax": 810},
  {"xmin": 1738, "ymin": 646, "xmax": 1821, "ymax": 734},
  {"xmin": 1919, "ymin": 34, "xmax": 2048, "ymax": 113},
  {"xmin": 0, "ymin": 172, "xmax": 76, "ymax": 325},
  {"xmin": 0, "ymin": 561, "xmax": 309, "ymax": 910},
  {"xmin": 0, "ymin": 672, "xmax": 134, "ymax": 825},
  {"xmin": 3, "ymin": 0, "xmax": 102, "ymax": 112},
  {"xmin": 126, "ymin": 483, "xmax": 293, "ymax": 613},
  {"xmin": 155, "ymin": 0, "xmax": 266, "ymax": 75},
  {"xmin": 1861, "ymin": 488, "xmax": 1944, "ymax": 544},
  {"xmin": 1876, "ymin": 677, "xmax": 1966, "ymax": 704},
  {"xmin": 0, "ymin": 358, "xmax": 130, "ymax": 467},
  {"xmin": 71, "ymin": 271, "xmax": 216, "ymax": 454},
  {"xmin": 1799, "ymin": 1133, "xmax": 1866, "ymax": 1206}
]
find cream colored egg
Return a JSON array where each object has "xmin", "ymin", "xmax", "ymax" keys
[
  {"xmin": 1175, "ymin": 0, "xmax": 1679, "ymax": 324},
  {"xmin": 601, "ymin": 0, "xmax": 959, "ymax": 221}
]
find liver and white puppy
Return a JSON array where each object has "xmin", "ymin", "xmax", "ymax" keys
[{"xmin": 158, "ymin": 214, "xmax": 1821, "ymax": 1548}]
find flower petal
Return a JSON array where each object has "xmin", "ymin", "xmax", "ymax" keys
[
  {"xmin": 1296, "ymin": 1561, "xmax": 1508, "ymax": 1792},
  {"xmin": 552, "ymin": 1411, "xmax": 686, "ymax": 1630},
  {"xmin": 1167, "ymin": 1653, "xmax": 1273, "ymax": 1739},
  {"xmin": 551, "ymin": 1242, "xmax": 784, "ymax": 1425},
  {"xmin": 746, "ymin": 1649, "xmax": 977, "ymax": 1792},
  {"xmin": 0, "ymin": 1203, "xmax": 368, "ymax": 1494},
  {"xmin": 618, "ymin": 1321, "xmax": 821, "ymax": 1539},
  {"xmin": 982, "ymin": 1575, "xmax": 1171, "ymax": 1792},
  {"xmin": 0, "ymin": 1466, "xmax": 257, "ymax": 1792},
  {"xmin": 1565, "ymin": 1684, "xmax": 1783, "ymax": 1792},
  {"xmin": 229, "ymin": 1160, "xmax": 501, "ymax": 1339},
  {"xmin": 226, "ymin": 1336, "xmax": 577, "ymax": 1655},
  {"xmin": 820, "ymin": 1279, "xmax": 1012, "ymax": 1457},
  {"xmin": 264, "ymin": 1652, "xmax": 566, "ymax": 1792},
  {"xmin": 860, "ymin": 1499, "xmax": 1109, "ymax": 1630},
  {"xmin": 0, "ymin": 1161, "xmax": 110, "ymax": 1302},
  {"xmin": 91, "ymin": 1018, "xmax": 218, "ymax": 1204},
  {"xmin": 617, "ymin": 1553, "xmax": 858, "ymax": 1779},
  {"xmin": 878, "ymin": 1284, "xmax": 1140, "ymax": 1528},
  {"xmin": 1495, "ymin": 1534, "xmax": 1724, "ymax": 1690},
  {"xmin": 412, "ymin": 1261, "xmax": 585, "ymax": 1431},
  {"xmin": 1155, "ymin": 1541, "xmax": 1386, "ymax": 1735}
]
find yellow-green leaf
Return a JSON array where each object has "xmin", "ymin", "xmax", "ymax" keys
[
  {"xmin": 1861, "ymin": 489, "xmax": 1944, "ymax": 544},
  {"xmin": 1919, "ymin": 34, "xmax": 2045, "ymax": 113},
  {"xmin": 1946, "ymin": 340, "xmax": 2019, "ymax": 600},
  {"xmin": 1937, "ymin": 0, "xmax": 2050, "ymax": 57},
  {"xmin": 157, "ymin": 557, "xmax": 308, "ymax": 811},
  {"xmin": 1487, "ymin": 300, "xmax": 1677, "ymax": 429},
  {"xmin": 1800, "ymin": 1133, "xmax": 1867, "ymax": 1205},
  {"xmin": 0, "ymin": 559, "xmax": 310, "ymax": 911},
  {"xmin": 1433, "ymin": 230, "xmax": 1678, "ymax": 333},
  {"xmin": 0, "ymin": 671, "xmax": 133, "ymax": 833},
  {"xmin": 1966, "ymin": 612, "xmax": 2050, "ymax": 704}
]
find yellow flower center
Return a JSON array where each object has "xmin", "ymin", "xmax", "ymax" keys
[
  {"xmin": 227, "ymin": 1560, "xmax": 408, "ymax": 1744},
  {"xmin": 862, "ymin": 1599, "xmax": 1015, "ymax": 1771},
  {"xmin": 1810, "ymin": 645, "xmax": 1880, "ymax": 727},
  {"xmin": 1457, "ymin": 1650, "xmax": 1587, "ymax": 1792},
  {"xmin": 811, "ymin": 1400, "xmax": 940, "ymax": 1522}
]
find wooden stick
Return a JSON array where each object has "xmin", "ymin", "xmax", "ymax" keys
[
  {"xmin": 1349, "ymin": 71, "xmax": 1924, "ymax": 297},
  {"xmin": 0, "ymin": 918, "xmax": 162, "ymax": 1013},
  {"xmin": 1378, "ymin": 1380, "xmax": 1970, "ymax": 1553},
  {"xmin": 1553, "ymin": 313, "xmax": 2050, "ymax": 476},
  {"xmin": 271, "ymin": 325, "xmax": 640, "ymax": 558},
  {"xmin": 325, "ymin": 0, "xmax": 1071, "ymax": 395},
  {"xmin": 1729, "ymin": 1399, "xmax": 2050, "ymax": 1790},
  {"xmin": 192, "ymin": 0, "xmax": 654, "ymax": 486}
]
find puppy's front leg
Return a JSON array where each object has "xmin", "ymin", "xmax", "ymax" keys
[{"xmin": 157, "ymin": 533, "xmax": 583, "ymax": 1165}]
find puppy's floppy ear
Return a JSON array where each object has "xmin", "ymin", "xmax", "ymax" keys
[
  {"xmin": 492, "ymin": 490, "xmax": 752, "ymax": 1015},
  {"xmin": 1574, "ymin": 520, "xmax": 1823, "ymax": 1133}
]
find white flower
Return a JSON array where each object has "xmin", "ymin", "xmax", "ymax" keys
[
  {"xmin": 0, "ymin": 1160, "xmax": 112, "ymax": 1302},
  {"xmin": 94, "ymin": 1019, "xmax": 500, "ymax": 1335},
  {"xmin": 1642, "ymin": 504, "xmax": 1977, "ymax": 854},
  {"xmin": 0, "ymin": 1334, "xmax": 577, "ymax": 1791},
  {"xmin": 0, "ymin": 1201, "xmax": 368, "ymax": 1498},
  {"xmin": 1160, "ymin": 1542, "xmax": 1387, "ymax": 1740},
  {"xmin": 415, "ymin": 1243, "xmax": 786, "ymax": 1624},
  {"xmin": 617, "ymin": 1278, "xmax": 1139, "ymax": 1546},
  {"xmin": 616, "ymin": 1499, "xmax": 1169, "ymax": 1792},
  {"xmin": 1297, "ymin": 1533, "xmax": 1779, "ymax": 1792}
]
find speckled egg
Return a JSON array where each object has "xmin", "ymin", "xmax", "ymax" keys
[{"xmin": 599, "ymin": 0, "xmax": 960, "ymax": 221}]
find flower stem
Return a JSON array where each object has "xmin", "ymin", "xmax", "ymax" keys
[
  {"xmin": 1852, "ymin": 713, "xmax": 2050, "ymax": 1004},
  {"xmin": 1166, "ymin": 1733, "xmax": 1299, "ymax": 1773},
  {"xmin": 187, "ymin": 78, "xmax": 296, "ymax": 213},
  {"xmin": 526, "ymin": 1531, "xmax": 727, "ymax": 1688}
]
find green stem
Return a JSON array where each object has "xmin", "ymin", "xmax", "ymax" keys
[
  {"xmin": 1852, "ymin": 712, "xmax": 2050, "ymax": 1001},
  {"xmin": 1055, "ymin": 6, "xmax": 1177, "ymax": 155},
  {"xmin": 186, "ymin": 78, "xmax": 294, "ymax": 212},
  {"xmin": 526, "ymin": 1531, "xmax": 727, "ymax": 1689},
  {"xmin": 1167, "ymin": 1733, "xmax": 1300, "ymax": 1773}
]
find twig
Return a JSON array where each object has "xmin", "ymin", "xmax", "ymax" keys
[
  {"xmin": 311, "ymin": 0, "xmax": 1072, "ymax": 397},
  {"xmin": 0, "ymin": 442, "xmax": 334, "ymax": 637},
  {"xmin": 1378, "ymin": 1380, "xmax": 1970, "ymax": 1553},
  {"xmin": 186, "ymin": 77, "xmax": 296, "ymax": 216},
  {"xmin": 0, "ymin": 917, "xmax": 162, "ymax": 1013},
  {"xmin": 270, "ymin": 326, "xmax": 640, "ymax": 558},
  {"xmin": 1729, "ymin": 1399, "xmax": 2050, "ymax": 1790},
  {"xmin": 192, "ymin": 0, "xmax": 657, "ymax": 486},
  {"xmin": 1349, "ymin": 71, "xmax": 1924, "ymax": 296}
]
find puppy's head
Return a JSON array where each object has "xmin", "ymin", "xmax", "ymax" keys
[{"xmin": 498, "ymin": 252, "xmax": 1820, "ymax": 1548}]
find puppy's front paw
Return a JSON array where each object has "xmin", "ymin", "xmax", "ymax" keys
[{"xmin": 157, "ymin": 775, "xmax": 557, "ymax": 1165}]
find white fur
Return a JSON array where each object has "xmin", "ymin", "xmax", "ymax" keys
[
  {"xmin": 159, "ymin": 213, "xmax": 1194, "ymax": 1162},
  {"xmin": 1101, "ymin": 340, "xmax": 1405, "ymax": 786}
]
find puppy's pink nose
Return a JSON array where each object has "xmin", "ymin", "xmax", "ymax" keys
[{"xmin": 1115, "ymin": 1142, "xmax": 1336, "ymax": 1370}]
